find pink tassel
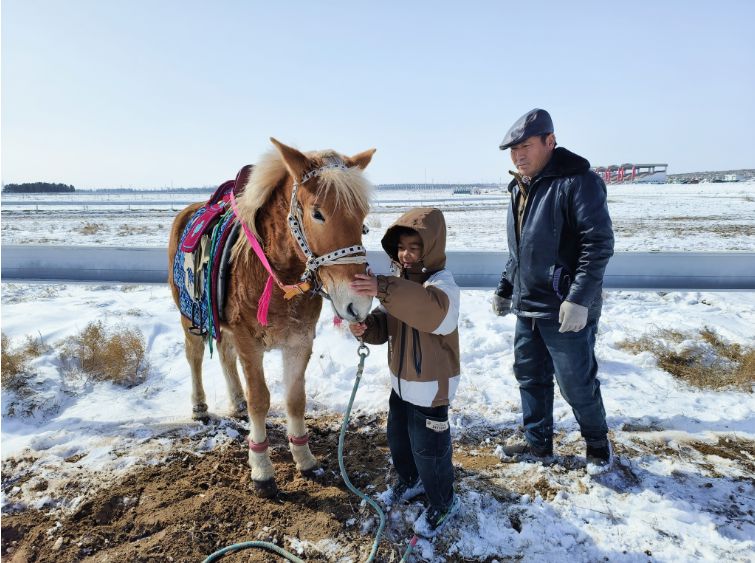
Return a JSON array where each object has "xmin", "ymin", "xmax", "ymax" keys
[
  {"xmin": 257, "ymin": 275, "xmax": 275, "ymax": 326},
  {"xmin": 333, "ymin": 316, "xmax": 343, "ymax": 327}
]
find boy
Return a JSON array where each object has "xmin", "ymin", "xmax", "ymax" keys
[{"xmin": 349, "ymin": 207, "xmax": 461, "ymax": 538}]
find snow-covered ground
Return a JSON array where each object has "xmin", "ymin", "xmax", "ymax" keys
[
  {"xmin": 2, "ymin": 283, "xmax": 754, "ymax": 561},
  {"xmin": 2, "ymin": 181, "xmax": 754, "ymax": 560},
  {"xmin": 2, "ymin": 182, "xmax": 755, "ymax": 251}
]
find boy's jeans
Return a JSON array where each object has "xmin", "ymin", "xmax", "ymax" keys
[
  {"xmin": 387, "ymin": 390, "xmax": 454, "ymax": 510},
  {"xmin": 513, "ymin": 316, "xmax": 608, "ymax": 450}
]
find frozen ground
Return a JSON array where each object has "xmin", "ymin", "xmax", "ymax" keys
[
  {"xmin": 2, "ymin": 182, "xmax": 755, "ymax": 251},
  {"xmin": 1, "ymin": 283, "xmax": 754, "ymax": 561},
  {"xmin": 2, "ymin": 180, "xmax": 754, "ymax": 560}
]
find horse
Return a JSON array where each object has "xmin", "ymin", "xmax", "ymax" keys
[{"xmin": 168, "ymin": 138, "xmax": 375, "ymax": 496}]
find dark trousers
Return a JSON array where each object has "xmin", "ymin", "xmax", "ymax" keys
[
  {"xmin": 513, "ymin": 316, "xmax": 608, "ymax": 450},
  {"xmin": 387, "ymin": 390, "xmax": 454, "ymax": 510}
]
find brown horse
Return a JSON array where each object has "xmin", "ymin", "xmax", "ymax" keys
[{"xmin": 168, "ymin": 138, "xmax": 375, "ymax": 496}]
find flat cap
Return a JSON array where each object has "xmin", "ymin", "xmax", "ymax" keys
[{"xmin": 499, "ymin": 108, "xmax": 554, "ymax": 150}]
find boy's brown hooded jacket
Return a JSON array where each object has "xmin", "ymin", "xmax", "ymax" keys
[{"xmin": 361, "ymin": 208, "xmax": 461, "ymax": 407}]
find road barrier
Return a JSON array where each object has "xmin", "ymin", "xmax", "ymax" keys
[{"xmin": 2, "ymin": 246, "xmax": 754, "ymax": 290}]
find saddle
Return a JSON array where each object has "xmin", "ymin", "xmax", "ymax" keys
[
  {"xmin": 180, "ymin": 164, "xmax": 253, "ymax": 252},
  {"xmin": 173, "ymin": 165, "xmax": 253, "ymax": 344}
]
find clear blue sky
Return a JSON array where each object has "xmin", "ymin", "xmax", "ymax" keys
[{"xmin": 2, "ymin": 0, "xmax": 754, "ymax": 188}]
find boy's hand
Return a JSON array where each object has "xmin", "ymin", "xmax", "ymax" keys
[
  {"xmin": 349, "ymin": 322, "xmax": 367, "ymax": 337},
  {"xmin": 350, "ymin": 273, "xmax": 378, "ymax": 297}
]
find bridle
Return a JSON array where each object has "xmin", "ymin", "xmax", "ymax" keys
[
  {"xmin": 287, "ymin": 157, "xmax": 369, "ymax": 299},
  {"xmin": 231, "ymin": 157, "xmax": 369, "ymax": 315}
]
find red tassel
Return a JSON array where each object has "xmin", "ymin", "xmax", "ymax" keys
[
  {"xmin": 333, "ymin": 316, "xmax": 343, "ymax": 327},
  {"xmin": 257, "ymin": 275, "xmax": 275, "ymax": 326}
]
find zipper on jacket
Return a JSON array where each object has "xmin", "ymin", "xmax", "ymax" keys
[
  {"xmin": 412, "ymin": 328, "xmax": 422, "ymax": 376},
  {"xmin": 397, "ymin": 321, "xmax": 406, "ymax": 398},
  {"xmin": 515, "ymin": 177, "xmax": 539, "ymax": 312},
  {"xmin": 513, "ymin": 186, "xmax": 523, "ymax": 312},
  {"xmin": 395, "ymin": 268, "xmax": 409, "ymax": 398}
]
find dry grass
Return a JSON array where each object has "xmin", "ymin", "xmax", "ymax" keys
[
  {"xmin": 2, "ymin": 333, "xmax": 28, "ymax": 390},
  {"xmin": 618, "ymin": 327, "xmax": 755, "ymax": 391},
  {"xmin": 116, "ymin": 224, "xmax": 152, "ymax": 236},
  {"xmin": 1, "ymin": 333, "xmax": 50, "ymax": 391},
  {"xmin": 77, "ymin": 222, "xmax": 106, "ymax": 235},
  {"xmin": 612, "ymin": 218, "xmax": 755, "ymax": 240},
  {"xmin": 60, "ymin": 322, "xmax": 149, "ymax": 388}
]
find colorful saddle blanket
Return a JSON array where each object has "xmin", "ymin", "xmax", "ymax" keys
[{"xmin": 173, "ymin": 165, "xmax": 252, "ymax": 344}]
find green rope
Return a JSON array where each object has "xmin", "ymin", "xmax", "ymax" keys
[
  {"xmin": 337, "ymin": 344, "xmax": 386, "ymax": 562},
  {"xmin": 202, "ymin": 343, "xmax": 389, "ymax": 563},
  {"xmin": 202, "ymin": 541, "xmax": 304, "ymax": 563}
]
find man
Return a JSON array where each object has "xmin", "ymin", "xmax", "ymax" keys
[{"xmin": 493, "ymin": 108, "xmax": 614, "ymax": 466}]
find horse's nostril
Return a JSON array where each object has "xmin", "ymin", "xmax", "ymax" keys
[{"xmin": 347, "ymin": 303, "xmax": 357, "ymax": 318}]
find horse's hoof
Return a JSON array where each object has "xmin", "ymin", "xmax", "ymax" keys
[
  {"xmin": 300, "ymin": 466, "xmax": 323, "ymax": 480},
  {"xmin": 251, "ymin": 478, "xmax": 279, "ymax": 498},
  {"xmin": 192, "ymin": 403, "xmax": 209, "ymax": 422}
]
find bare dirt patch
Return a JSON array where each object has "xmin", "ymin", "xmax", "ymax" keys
[
  {"xmin": 1, "ymin": 416, "xmax": 402, "ymax": 562},
  {"xmin": 4, "ymin": 415, "xmax": 755, "ymax": 562}
]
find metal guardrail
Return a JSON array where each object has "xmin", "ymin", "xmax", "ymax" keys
[{"xmin": 1, "ymin": 246, "xmax": 754, "ymax": 290}]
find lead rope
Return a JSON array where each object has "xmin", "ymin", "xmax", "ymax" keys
[
  {"xmin": 337, "ymin": 343, "xmax": 385, "ymax": 562},
  {"xmin": 202, "ymin": 343, "xmax": 416, "ymax": 563}
]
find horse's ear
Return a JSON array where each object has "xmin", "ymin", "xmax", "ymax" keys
[
  {"xmin": 346, "ymin": 148, "xmax": 377, "ymax": 170},
  {"xmin": 270, "ymin": 138, "xmax": 310, "ymax": 180}
]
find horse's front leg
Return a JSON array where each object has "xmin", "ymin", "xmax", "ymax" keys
[
  {"xmin": 283, "ymin": 339, "xmax": 318, "ymax": 476},
  {"xmin": 235, "ymin": 337, "xmax": 277, "ymax": 497}
]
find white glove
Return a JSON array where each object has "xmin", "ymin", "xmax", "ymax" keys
[
  {"xmin": 492, "ymin": 295, "xmax": 512, "ymax": 316},
  {"xmin": 558, "ymin": 301, "xmax": 588, "ymax": 333}
]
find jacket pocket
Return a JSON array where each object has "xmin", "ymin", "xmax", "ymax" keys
[{"xmin": 550, "ymin": 264, "xmax": 573, "ymax": 301}]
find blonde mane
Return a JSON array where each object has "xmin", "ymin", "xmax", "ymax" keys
[{"xmin": 234, "ymin": 149, "xmax": 372, "ymax": 240}]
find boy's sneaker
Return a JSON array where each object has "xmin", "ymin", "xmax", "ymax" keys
[
  {"xmin": 378, "ymin": 478, "xmax": 425, "ymax": 507},
  {"xmin": 586, "ymin": 442, "xmax": 613, "ymax": 468},
  {"xmin": 413, "ymin": 494, "xmax": 461, "ymax": 538},
  {"xmin": 498, "ymin": 440, "xmax": 554, "ymax": 463}
]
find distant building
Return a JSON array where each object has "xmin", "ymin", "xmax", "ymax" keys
[
  {"xmin": 452, "ymin": 187, "xmax": 482, "ymax": 195},
  {"xmin": 592, "ymin": 163, "xmax": 668, "ymax": 184}
]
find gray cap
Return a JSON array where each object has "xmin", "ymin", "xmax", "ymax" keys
[{"xmin": 499, "ymin": 108, "xmax": 554, "ymax": 150}]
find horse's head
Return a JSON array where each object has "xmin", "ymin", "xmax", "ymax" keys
[{"xmin": 271, "ymin": 138, "xmax": 376, "ymax": 323}]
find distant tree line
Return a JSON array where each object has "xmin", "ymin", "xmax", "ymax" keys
[
  {"xmin": 86, "ymin": 187, "xmax": 213, "ymax": 194},
  {"xmin": 2, "ymin": 182, "xmax": 76, "ymax": 194}
]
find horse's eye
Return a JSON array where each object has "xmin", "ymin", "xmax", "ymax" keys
[{"xmin": 312, "ymin": 209, "xmax": 325, "ymax": 222}]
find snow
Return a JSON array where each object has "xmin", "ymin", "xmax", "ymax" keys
[
  {"xmin": 2, "ymin": 181, "xmax": 755, "ymax": 251},
  {"xmin": 2, "ymin": 182, "xmax": 755, "ymax": 560},
  {"xmin": 2, "ymin": 283, "xmax": 754, "ymax": 560}
]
